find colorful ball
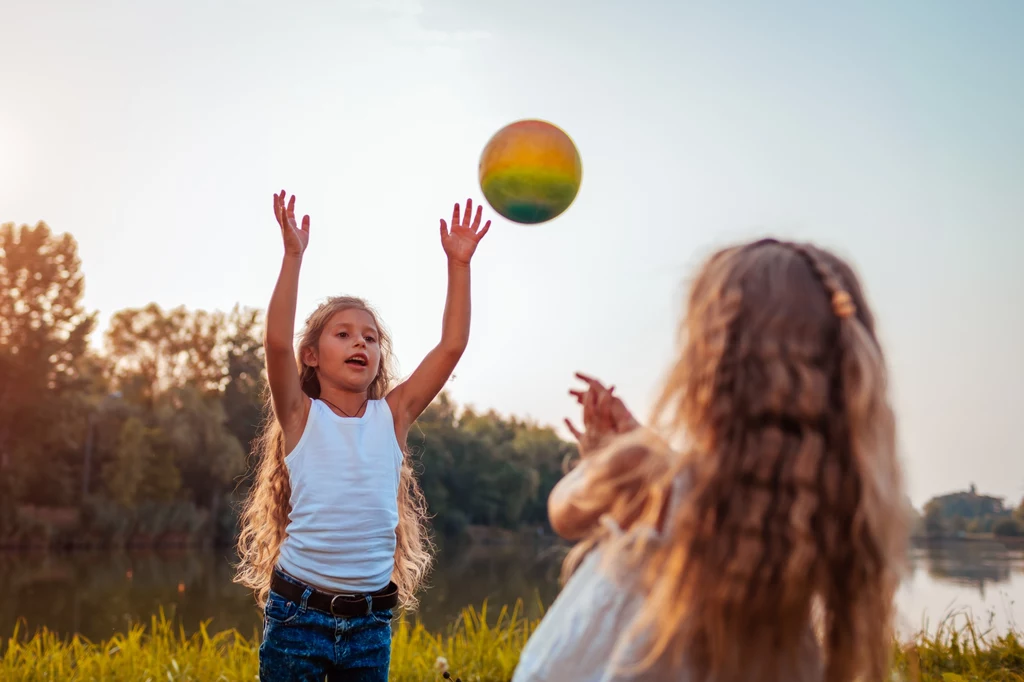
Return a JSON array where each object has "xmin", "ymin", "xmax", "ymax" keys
[{"xmin": 478, "ymin": 119, "xmax": 582, "ymax": 225}]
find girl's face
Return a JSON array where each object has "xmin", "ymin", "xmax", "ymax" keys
[{"xmin": 304, "ymin": 308, "xmax": 382, "ymax": 393}]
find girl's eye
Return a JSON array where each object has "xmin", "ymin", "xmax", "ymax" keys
[
  {"xmin": 338, "ymin": 332, "xmax": 348, "ymax": 338},
  {"xmin": 365, "ymin": 336, "xmax": 376, "ymax": 343}
]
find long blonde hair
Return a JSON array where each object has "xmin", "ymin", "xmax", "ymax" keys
[
  {"xmin": 234, "ymin": 296, "xmax": 434, "ymax": 609},
  {"xmin": 566, "ymin": 240, "xmax": 909, "ymax": 682}
]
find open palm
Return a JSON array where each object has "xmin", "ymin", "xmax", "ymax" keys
[
  {"xmin": 274, "ymin": 190, "xmax": 310, "ymax": 257},
  {"xmin": 565, "ymin": 372, "xmax": 640, "ymax": 456},
  {"xmin": 441, "ymin": 199, "xmax": 490, "ymax": 265}
]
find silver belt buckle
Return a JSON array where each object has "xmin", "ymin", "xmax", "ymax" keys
[{"xmin": 329, "ymin": 592, "xmax": 372, "ymax": 616}]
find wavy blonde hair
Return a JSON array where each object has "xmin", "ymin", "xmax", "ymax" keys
[
  {"xmin": 234, "ymin": 295, "xmax": 433, "ymax": 610},
  {"xmin": 565, "ymin": 239, "xmax": 909, "ymax": 682}
]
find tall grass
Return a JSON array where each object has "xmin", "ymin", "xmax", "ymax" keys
[
  {"xmin": 892, "ymin": 610, "xmax": 1024, "ymax": 681},
  {"xmin": 3, "ymin": 601, "xmax": 1022, "ymax": 681}
]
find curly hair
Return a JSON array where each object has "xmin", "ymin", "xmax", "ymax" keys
[
  {"xmin": 568, "ymin": 239, "xmax": 909, "ymax": 682},
  {"xmin": 234, "ymin": 296, "xmax": 434, "ymax": 611}
]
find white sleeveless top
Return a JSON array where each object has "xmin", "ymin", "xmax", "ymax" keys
[{"xmin": 276, "ymin": 398, "xmax": 402, "ymax": 594}]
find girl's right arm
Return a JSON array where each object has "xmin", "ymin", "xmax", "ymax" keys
[{"xmin": 265, "ymin": 191, "xmax": 311, "ymax": 447}]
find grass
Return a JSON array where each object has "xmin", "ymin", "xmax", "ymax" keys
[
  {"xmin": 2, "ymin": 601, "xmax": 1023, "ymax": 681},
  {"xmin": 893, "ymin": 611, "xmax": 1024, "ymax": 681}
]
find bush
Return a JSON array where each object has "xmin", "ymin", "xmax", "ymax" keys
[
  {"xmin": 993, "ymin": 518, "xmax": 1023, "ymax": 537},
  {"xmin": 79, "ymin": 498, "xmax": 209, "ymax": 548}
]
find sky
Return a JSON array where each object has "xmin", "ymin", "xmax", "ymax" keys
[{"xmin": 1, "ymin": 0, "xmax": 1021, "ymax": 508}]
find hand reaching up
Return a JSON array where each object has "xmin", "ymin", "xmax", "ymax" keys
[
  {"xmin": 441, "ymin": 198, "xmax": 490, "ymax": 266},
  {"xmin": 564, "ymin": 372, "xmax": 640, "ymax": 457},
  {"xmin": 274, "ymin": 190, "xmax": 310, "ymax": 257}
]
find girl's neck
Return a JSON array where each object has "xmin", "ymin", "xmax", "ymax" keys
[{"xmin": 318, "ymin": 388, "xmax": 370, "ymax": 418}]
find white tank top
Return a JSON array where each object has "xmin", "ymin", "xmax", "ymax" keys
[{"xmin": 276, "ymin": 398, "xmax": 402, "ymax": 594}]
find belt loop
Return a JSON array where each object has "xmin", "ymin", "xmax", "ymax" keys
[
  {"xmin": 300, "ymin": 585, "xmax": 312, "ymax": 612},
  {"xmin": 364, "ymin": 594, "xmax": 373, "ymax": 616}
]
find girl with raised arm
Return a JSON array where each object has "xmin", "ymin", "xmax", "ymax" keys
[{"xmin": 235, "ymin": 191, "xmax": 490, "ymax": 682}]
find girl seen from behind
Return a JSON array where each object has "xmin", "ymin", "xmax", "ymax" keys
[
  {"xmin": 235, "ymin": 191, "xmax": 490, "ymax": 682},
  {"xmin": 514, "ymin": 238, "xmax": 910, "ymax": 682}
]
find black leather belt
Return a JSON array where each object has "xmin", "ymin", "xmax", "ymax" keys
[{"xmin": 270, "ymin": 572, "xmax": 399, "ymax": 617}]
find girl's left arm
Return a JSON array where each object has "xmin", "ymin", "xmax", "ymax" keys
[{"xmin": 387, "ymin": 199, "xmax": 490, "ymax": 437}]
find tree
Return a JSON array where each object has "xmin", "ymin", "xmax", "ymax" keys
[
  {"xmin": 0, "ymin": 217, "xmax": 586, "ymax": 543},
  {"xmin": 923, "ymin": 502, "xmax": 947, "ymax": 537},
  {"xmin": 408, "ymin": 394, "xmax": 576, "ymax": 533},
  {"xmin": 155, "ymin": 386, "xmax": 246, "ymax": 510},
  {"xmin": 0, "ymin": 221, "xmax": 96, "ymax": 504},
  {"xmin": 102, "ymin": 417, "xmax": 158, "ymax": 508},
  {"xmin": 220, "ymin": 305, "xmax": 265, "ymax": 459},
  {"xmin": 1013, "ymin": 498, "xmax": 1024, "ymax": 523},
  {"xmin": 105, "ymin": 304, "xmax": 227, "ymax": 403},
  {"xmin": 994, "ymin": 519, "xmax": 1022, "ymax": 538}
]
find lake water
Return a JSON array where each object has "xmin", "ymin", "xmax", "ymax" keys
[{"xmin": 2, "ymin": 539, "xmax": 1022, "ymax": 644}]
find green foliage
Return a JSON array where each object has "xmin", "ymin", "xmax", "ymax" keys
[
  {"xmin": 0, "ymin": 221, "xmax": 97, "ymax": 506},
  {"xmin": 102, "ymin": 418, "xmax": 154, "ymax": 507},
  {"xmin": 993, "ymin": 519, "xmax": 1024, "ymax": 538},
  {"xmin": 892, "ymin": 612, "xmax": 1024, "ymax": 681},
  {"xmin": 78, "ymin": 498, "xmax": 209, "ymax": 548},
  {"xmin": 3, "ymin": 605, "xmax": 1023, "ymax": 681},
  {"xmin": 410, "ymin": 397, "xmax": 575, "ymax": 534},
  {"xmin": 0, "ymin": 220, "xmax": 576, "ymax": 549}
]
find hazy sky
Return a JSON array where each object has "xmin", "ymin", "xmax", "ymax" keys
[{"xmin": 2, "ymin": 0, "xmax": 1021, "ymax": 507}]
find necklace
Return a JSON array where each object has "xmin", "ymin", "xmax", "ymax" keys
[{"xmin": 320, "ymin": 396, "xmax": 369, "ymax": 418}]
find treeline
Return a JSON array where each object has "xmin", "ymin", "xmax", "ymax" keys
[{"xmin": 0, "ymin": 221, "xmax": 575, "ymax": 550}]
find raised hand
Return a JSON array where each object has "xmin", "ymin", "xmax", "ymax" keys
[
  {"xmin": 274, "ymin": 190, "xmax": 310, "ymax": 257},
  {"xmin": 564, "ymin": 372, "xmax": 640, "ymax": 457},
  {"xmin": 441, "ymin": 199, "xmax": 490, "ymax": 265}
]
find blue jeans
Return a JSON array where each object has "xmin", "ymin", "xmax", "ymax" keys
[{"xmin": 259, "ymin": 569, "xmax": 393, "ymax": 682}]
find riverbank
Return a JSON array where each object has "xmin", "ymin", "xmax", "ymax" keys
[
  {"xmin": 0, "ymin": 502, "xmax": 560, "ymax": 553},
  {"xmin": 3, "ymin": 602, "xmax": 1022, "ymax": 681}
]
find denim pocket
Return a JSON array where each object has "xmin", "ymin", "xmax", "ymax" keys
[
  {"xmin": 369, "ymin": 608, "xmax": 393, "ymax": 626},
  {"xmin": 264, "ymin": 589, "xmax": 301, "ymax": 624}
]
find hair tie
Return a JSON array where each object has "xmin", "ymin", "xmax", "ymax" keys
[{"xmin": 832, "ymin": 290, "xmax": 856, "ymax": 319}]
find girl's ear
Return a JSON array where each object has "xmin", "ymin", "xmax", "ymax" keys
[{"xmin": 301, "ymin": 346, "xmax": 318, "ymax": 368}]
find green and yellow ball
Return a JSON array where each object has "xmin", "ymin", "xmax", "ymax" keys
[{"xmin": 478, "ymin": 119, "xmax": 582, "ymax": 225}]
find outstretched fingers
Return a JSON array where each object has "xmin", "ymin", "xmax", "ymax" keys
[
  {"xmin": 469, "ymin": 201, "xmax": 482, "ymax": 231},
  {"xmin": 596, "ymin": 387, "xmax": 614, "ymax": 416},
  {"xmin": 564, "ymin": 418, "xmax": 583, "ymax": 443},
  {"xmin": 466, "ymin": 201, "xmax": 492, "ymax": 242},
  {"xmin": 451, "ymin": 203, "xmax": 461, "ymax": 232},
  {"xmin": 476, "ymin": 217, "xmax": 491, "ymax": 242},
  {"xmin": 574, "ymin": 372, "xmax": 610, "ymax": 395},
  {"xmin": 274, "ymin": 190, "xmax": 298, "ymax": 230}
]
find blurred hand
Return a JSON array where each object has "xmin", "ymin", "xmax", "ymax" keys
[{"xmin": 564, "ymin": 372, "xmax": 640, "ymax": 457}]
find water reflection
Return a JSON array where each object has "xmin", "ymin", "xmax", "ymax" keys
[
  {"xmin": 913, "ymin": 541, "xmax": 1020, "ymax": 594},
  {"xmin": 0, "ymin": 549, "xmax": 257, "ymax": 642},
  {"xmin": 1, "ymin": 540, "xmax": 1022, "ymax": 642},
  {"xmin": 897, "ymin": 542, "xmax": 1024, "ymax": 634}
]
